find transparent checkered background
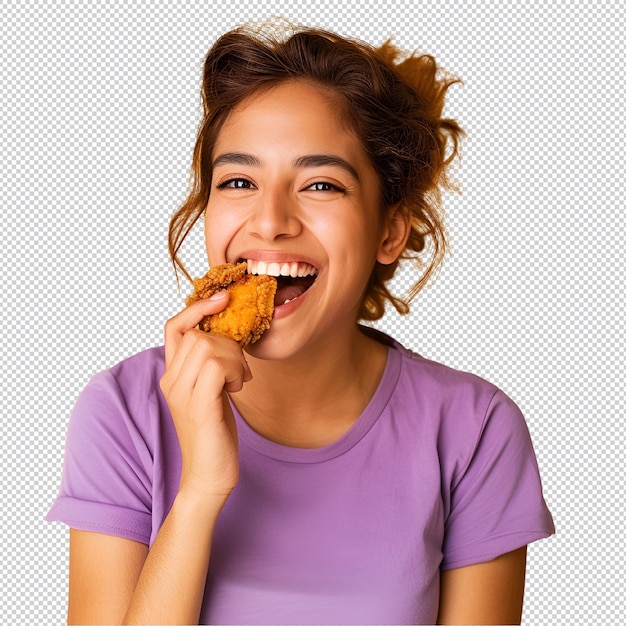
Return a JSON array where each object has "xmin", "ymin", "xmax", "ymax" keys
[{"xmin": 2, "ymin": 1, "xmax": 624, "ymax": 623}]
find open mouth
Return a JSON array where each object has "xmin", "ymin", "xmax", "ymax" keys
[{"xmin": 243, "ymin": 259, "xmax": 318, "ymax": 306}]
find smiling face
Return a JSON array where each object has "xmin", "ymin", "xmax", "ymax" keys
[{"xmin": 204, "ymin": 80, "xmax": 402, "ymax": 359}]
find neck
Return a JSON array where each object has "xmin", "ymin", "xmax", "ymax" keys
[{"xmin": 232, "ymin": 325, "xmax": 387, "ymax": 448}]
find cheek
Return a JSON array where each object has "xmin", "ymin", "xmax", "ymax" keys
[
  {"xmin": 322, "ymin": 212, "xmax": 382, "ymax": 259},
  {"xmin": 203, "ymin": 208, "xmax": 232, "ymax": 261},
  {"xmin": 318, "ymin": 222, "xmax": 380, "ymax": 281}
]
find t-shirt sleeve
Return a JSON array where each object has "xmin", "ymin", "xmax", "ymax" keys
[
  {"xmin": 441, "ymin": 389, "xmax": 555, "ymax": 570},
  {"xmin": 45, "ymin": 370, "xmax": 154, "ymax": 544}
]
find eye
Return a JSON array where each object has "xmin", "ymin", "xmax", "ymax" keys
[
  {"xmin": 217, "ymin": 178, "xmax": 255, "ymax": 190},
  {"xmin": 305, "ymin": 181, "xmax": 345, "ymax": 192}
]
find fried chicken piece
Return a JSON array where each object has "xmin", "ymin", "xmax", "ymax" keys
[{"xmin": 186, "ymin": 262, "xmax": 277, "ymax": 346}]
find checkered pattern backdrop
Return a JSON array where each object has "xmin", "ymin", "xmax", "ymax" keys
[{"xmin": 2, "ymin": 1, "xmax": 624, "ymax": 623}]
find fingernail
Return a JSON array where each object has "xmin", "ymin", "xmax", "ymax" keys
[{"xmin": 208, "ymin": 290, "xmax": 228, "ymax": 301}]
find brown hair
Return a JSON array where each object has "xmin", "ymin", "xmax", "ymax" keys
[{"xmin": 168, "ymin": 19, "xmax": 463, "ymax": 320}]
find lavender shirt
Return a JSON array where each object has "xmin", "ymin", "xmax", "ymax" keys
[{"xmin": 47, "ymin": 332, "xmax": 554, "ymax": 624}]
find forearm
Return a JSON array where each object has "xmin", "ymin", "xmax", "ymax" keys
[{"xmin": 122, "ymin": 491, "xmax": 225, "ymax": 625}]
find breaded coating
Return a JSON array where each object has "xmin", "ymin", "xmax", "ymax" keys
[{"xmin": 186, "ymin": 262, "xmax": 277, "ymax": 346}]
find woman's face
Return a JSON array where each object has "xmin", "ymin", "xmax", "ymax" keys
[{"xmin": 204, "ymin": 80, "xmax": 395, "ymax": 359}]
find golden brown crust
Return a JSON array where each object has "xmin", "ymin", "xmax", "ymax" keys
[{"xmin": 186, "ymin": 262, "xmax": 277, "ymax": 346}]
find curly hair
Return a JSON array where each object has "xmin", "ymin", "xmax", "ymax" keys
[{"xmin": 168, "ymin": 19, "xmax": 463, "ymax": 320}]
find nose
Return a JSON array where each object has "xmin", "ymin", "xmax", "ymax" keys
[{"xmin": 248, "ymin": 188, "xmax": 302, "ymax": 241}]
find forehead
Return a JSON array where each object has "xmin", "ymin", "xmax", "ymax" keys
[{"xmin": 214, "ymin": 81, "xmax": 363, "ymax": 156}]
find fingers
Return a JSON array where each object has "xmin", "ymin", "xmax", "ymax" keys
[
  {"xmin": 161, "ymin": 292, "xmax": 252, "ymax": 418},
  {"xmin": 164, "ymin": 291, "xmax": 229, "ymax": 367},
  {"xmin": 162, "ymin": 330, "xmax": 251, "ymax": 407},
  {"xmin": 188, "ymin": 352, "xmax": 245, "ymax": 419},
  {"xmin": 159, "ymin": 293, "xmax": 245, "ymax": 503}
]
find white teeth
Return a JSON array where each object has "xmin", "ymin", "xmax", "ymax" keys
[
  {"xmin": 267, "ymin": 262, "xmax": 281, "ymax": 276},
  {"xmin": 245, "ymin": 259, "xmax": 318, "ymax": 277}
]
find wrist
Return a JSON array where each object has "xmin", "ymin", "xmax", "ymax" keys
[{"xmin": 173, "ymin": 486, "xmax": 231, "ymax": 520}]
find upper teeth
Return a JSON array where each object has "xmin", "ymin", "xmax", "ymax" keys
[{"xmin": 246, "ymin": 259, "xmax": 318, "ymax": 278}]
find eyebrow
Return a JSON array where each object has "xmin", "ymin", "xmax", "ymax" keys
[
  {"xmin": 212, "ymin": 152, "xmax": 261, "ymax": 169},
  {"xmin": 212, "ymin": 152, "xmax": 360, "ymax": 181},
  {"xmin": 294, "ymin": 154, "xmax": 360, "ymax": 182}
]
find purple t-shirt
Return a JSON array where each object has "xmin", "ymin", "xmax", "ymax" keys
[{"xmin": 46, "ymin": 332, "xmax": 554, "ymax": 624}]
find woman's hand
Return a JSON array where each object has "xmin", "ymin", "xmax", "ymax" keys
[{"xmin": 160, "ymin": 291, "xmax": 250, "ymax": 503}]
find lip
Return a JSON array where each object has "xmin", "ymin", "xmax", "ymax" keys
[{"xmin": 233, "ymin": 250, "xmax": 321, "ymax": 270}]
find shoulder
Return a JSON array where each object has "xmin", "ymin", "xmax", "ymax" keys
[
  {"xmin": 367, "ymin": 327, "xmax": 512, "ymax": 429},
  {"xmin": 381, "ymin": 334, "xmax": 528, "ymax": 481},
  {"xmin": 104, "ymin": 346, "xmax": 166, "ymax": 387},
  {"xmin": 70, "ymin": 346, "xmax": 168, "ymax": 439},
  {"xmin": 389, "ymin": 337, "xmax": 506, "ymax": 422},
  {"xmin": 87, "ymin": 346, "xmax": 165, "ymax": 403},
  {"xmin": 47, "ymin": 346, "xmax": 172, "ymax": 544},
  {"xmin": 374, "ymin": 331, "xmax": 555, "ymax": 567}
]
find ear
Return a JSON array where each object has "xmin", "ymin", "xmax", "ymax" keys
[{"xmin": 377, "ymin": 204, "xmax": 411, "ymax": 265}]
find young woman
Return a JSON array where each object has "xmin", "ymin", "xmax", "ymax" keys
[{"xmin": 47, "ymin": 20, "xmax": 554, "ymax": 625}]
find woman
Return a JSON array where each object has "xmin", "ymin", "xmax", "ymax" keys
[{"xmin": 47, "ymin": 20, "xmax": 554, "ymax": 624}]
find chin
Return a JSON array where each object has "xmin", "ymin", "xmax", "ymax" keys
[
  {"xmin": 243, "ymin": 328, "xmax": 292, "ymax": 362},
  {"xmin": 243, "ymin": 322, "xmax": 321, "ymax": 364}
]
